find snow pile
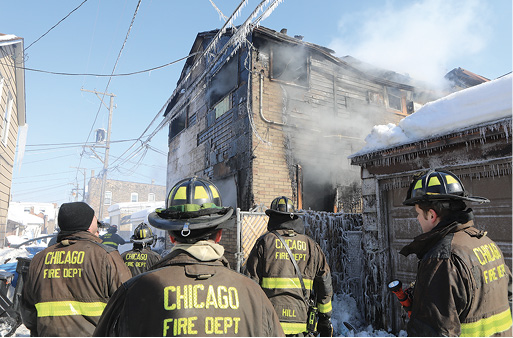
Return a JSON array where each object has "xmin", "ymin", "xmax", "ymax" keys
[
  {"xmin": 0, "ymin": 247, "xmax": 32, "ymax": 265},
  {"xmin": 354, "ymin": 73, "xmax": 512, "ymax": 155}
]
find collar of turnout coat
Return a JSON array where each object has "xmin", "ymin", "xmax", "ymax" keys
[
  {"xmin": 56, "ymin": 230, "xmax": 102, "ymax": 244},
  {"xmin": 400, "ymin": 209, "xmax": 474, "ymax": 259}
]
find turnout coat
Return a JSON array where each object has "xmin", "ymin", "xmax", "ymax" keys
[
  {"xmin": 21, "ymin": 231, "xmax": 131, "ymax": 336},
  {"xmin": 94, "ymin": 241, "xmax": 285, "ymax": 337},
  {"xmin": 401, "ymin": 210, "xmax": 512, "ymax": 337},
  {"xmin": 245, "ymin": 214, "xmax": 333, "ymax": 335}
]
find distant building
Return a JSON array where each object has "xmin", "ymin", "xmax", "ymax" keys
[
  {"xmin": 0, "ymin": 33, "xmax": 26, "ymax": 247},
  {"xmin": 86, "ymin": 177, "xmax": 166, "ymax": 221},
  {"xmin": 444, "ymin": 67, "xmax": 490, "ymax": 90},
  {"xmin": 8, "ymin": 201, "xmax": 58, "ymax": 234}
]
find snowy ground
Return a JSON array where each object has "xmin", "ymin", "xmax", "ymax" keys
[{"xmin": 0, "ymin": 246, "xmax": 405, "ymax": 337}]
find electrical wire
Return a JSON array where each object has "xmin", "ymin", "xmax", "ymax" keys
[
  {"xmin": 3, "ymin": 52, "xmax": 199, "ymax": 77},
  {"xmin": 24, "ymin": 0, "xmax": 89, "ymax": 51}
]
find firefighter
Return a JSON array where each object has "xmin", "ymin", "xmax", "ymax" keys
[
  {"xmin": 400, "ymin": 169, "xmax": 512, "ymax": 336},
  {"xmin": 121, "ymin": 222, "xmax": 161, "ymax": 276},
  {"xmin": 100, "ymin": 224, "xmax": 126, "ymax": 250},
  {"xmin": 93, "ymin": 177, "xmax": 285, "ymax": 336},
  {"xmin": 20, "ymin": 202, "xmax": 132, "ymax": 336},
  {"xmin": 245, "ymin": 196, "xmax": 334, "ymax": 337}
]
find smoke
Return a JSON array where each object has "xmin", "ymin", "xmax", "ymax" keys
[{"xmin": 328, "ymin": 0, "xmax": 492, "ymax": 87}]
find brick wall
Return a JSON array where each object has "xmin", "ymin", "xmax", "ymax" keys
[{"xmin": 87, "ymin": 178, "xmax": 166, "ymax": 219}]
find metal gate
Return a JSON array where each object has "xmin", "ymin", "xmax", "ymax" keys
[{"xmin": 235, "ymin": 208, "xmax": 268, "ymax": 272}]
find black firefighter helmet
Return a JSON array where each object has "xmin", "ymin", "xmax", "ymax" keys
[
  {"xmin": 403, "ymin": 169, "xmax": 490, "ymax": 206},
  {"xmin": 265, "ymin": 196, "xmax": 304, "ymax": 218},
  {"xmin": 131, "ymin": 222, "xmax": 157, "ymax": 245},
  {"xmin": 148, "ymin": 177, "xmax": 233, "ymax": 242}
]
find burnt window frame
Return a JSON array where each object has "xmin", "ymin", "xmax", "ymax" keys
[
  {"xmin": 385, "ymin": 86, "xmax": 406, "ymax": 113},
  {"xmin": 208, "ymin": 55, "xmax": 238, "ymax": 109},
  {"xmin": 169, "ymin": 105, "xmax": 188, "ymax": 142},
  {"xmin": 269, "ymin": 43, "xmax": 310, "ymax": 88}
]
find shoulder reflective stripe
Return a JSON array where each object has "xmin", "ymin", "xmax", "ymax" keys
[
  {"xmin": 460, "ymin": 308, "xmax": 512, "ymax": 337},
  {"xmin": 261, "ymin": 277, "xmax": 313, "ymax": 290},
  {"xmin": 102, "ymin": 241, "xmax": 118, "ymax": 247},
  {"xmin": 35, "ymin": 301, "xmax": 107, "ymax": 317},
  {"xmin": 317, "ymin": 301, "xmax": 332, "ymax": 313},
  {"xmin": 280, "ymin": 322, "xmax": 307, "ymax": 334}
]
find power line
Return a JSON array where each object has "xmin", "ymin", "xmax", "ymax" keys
[
  {"xmin": 4, "ymin": 52, "xmax": 198, "ymax": 77},
  {"xmin": 24, "ymin": 0, "xmax": 89, "ymax": 51}
]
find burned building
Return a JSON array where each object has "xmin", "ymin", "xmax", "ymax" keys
[{"xmin": 161, "ymin": 26, "xmax": 442, "ymax": 213}]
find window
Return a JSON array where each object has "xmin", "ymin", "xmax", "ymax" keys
[
  {"xmin": 386, "ymin": 87, "xmax": 403, "ymax": 112},
  {"xmin": 214, "ymin": 95, "xmax": 231, "ymax": 119},
  {"xmin": 2, "ymin": 92, "xmax": 13, "ymax": 146},
  {"xmin": 270, "ymin": 44, "xmax": 308, "ymax": 87},
  {"xmin": 131, "ymin": 193, "xmax": 139, "ymax": 203},
  {"xmin": 148, "ymin": 193, "xmax": 155, "ymax": 202},
  {"xmin": 105, "ymin": 191, "xmax": 112, "ymax": 205},
  {"xmin": 209, "ymin": 56, "xmax": 237, "ymax": 107},
  {"xmin": 169, "ymin": 108, "xmax": 187, "ymax": 141}
]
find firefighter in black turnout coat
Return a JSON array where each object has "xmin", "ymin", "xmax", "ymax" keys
[
  {"xmin": 121, "ymin": 222, "xmax": 161, "ymax": 276},
  {"xmin": 94, "ymin": 177, "xmax": 284, "ymax": 337},
  {"xmin": 245, "ymin": 197, "xmax": 334, "ymax": 337}
]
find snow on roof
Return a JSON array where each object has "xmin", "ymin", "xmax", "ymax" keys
[
  {"xmin": 0, "ymin": 34, "xmax": 19, "ymax": 42},
  {"xmin": 351, "ymin": 73, "xmax": 512, "ymax": 157}
]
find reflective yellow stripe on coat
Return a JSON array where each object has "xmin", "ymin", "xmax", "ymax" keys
[
  {"xmin": 317, "ymin": 301, "xmax": 332, "ymax": 314},
  {"xmin": 35, "ymin": 301, "xmax": 107, "ymax": 317},
  {"xmin": 261, "ymin": 277, "xmax": 313, "ymax": 290},
  {"xmin": 460, "ymin": 308, "xmax": 512, "ymax": 337},
  {"xmin": 280, "ymin": 322, "xmax": 307, "ymax": 335}
]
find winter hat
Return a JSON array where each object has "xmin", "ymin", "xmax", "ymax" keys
[{"xmin": 58, "ymin": 202, "xmax": 95, "ymax": 232}]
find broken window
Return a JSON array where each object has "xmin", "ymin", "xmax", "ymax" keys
[
  {"xmin": 169, "ymin": 108, "xmax": 187, "ymax": 141},
  {"xmin": 270, "ymin": 44, "xmax": 308, "ymax": 87},
  {"xmin": 209, "ymin": 56, "xmax": 238, "ymax": 107},
  {"xmin": 386, "ymin": 87, "xmax": 403, "ymax": 112}
]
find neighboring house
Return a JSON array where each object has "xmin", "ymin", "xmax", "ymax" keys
[
  {"xmin": 444, "ymin": 67, "xmax": 490, "ymax": 90},
  {"xmin": 8, "ymin": 201, "xmax": 58, "ymax": 236},
  {"xmin": 159, "ymin": 26, "xmax": 446, "ymax": 213},
  {"xmin": 107, "ymin": 200, "xmax": 164, "ymax": 237},
  {"xmin": 86, "ymin": 176, "xmax": 166, "ymax": 220},
  {"xmin": 0, "ymin": 33, "xmax": 26, "ymax": 247},
  {"xmin": 349, "ymin": 74, "xmax": 512, "ymax": 333}
]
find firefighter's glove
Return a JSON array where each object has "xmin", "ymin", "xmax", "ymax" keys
[{"xmin": 317, "ymin": 315, "xmax": 333, "ymax": 337}]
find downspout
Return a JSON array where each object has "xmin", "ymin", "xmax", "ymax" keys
[{"xmin": 259, "ymin": 70, "xmax": 285, "ymax": 126}]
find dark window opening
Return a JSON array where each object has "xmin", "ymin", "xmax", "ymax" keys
[
  {"xmin": 209, "ymin": 56, "xmax": 238, "ymax": 107},
  {"xmin": 169, "ymin": 108, "xmax": 187, "ymax": 141},
  {"xmin": 270, "ymin": 44, "xmax": 308, "ymax": 87}
]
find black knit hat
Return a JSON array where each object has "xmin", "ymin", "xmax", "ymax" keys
[{"xmin": 58, "ymin": 202, "xmax": 95, "ymax": 231}]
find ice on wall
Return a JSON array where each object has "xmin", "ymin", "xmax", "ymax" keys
[{"xmin": 352, "ymin": 73, "xmax": 512, "ymax": 155}]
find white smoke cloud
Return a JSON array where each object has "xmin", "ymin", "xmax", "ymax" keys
[{"xmin": 328, "ymin": 0, "xmax": 492, "ymax": 86}]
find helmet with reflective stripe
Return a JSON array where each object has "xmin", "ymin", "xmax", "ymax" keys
[
  {"xmin": 403, "ymin": 169, "xmax": 489, "ymax": 206},
  {"xmin": 131, "ymin": 222, "xmax": 156, "ymax": 245},
  {"xmin": 148, "ymin": 177, "xmax": 233, "ymax": 238},
  {"xmin": 265, "ymin": 196, "xmax": 304, "ymax": 217}
]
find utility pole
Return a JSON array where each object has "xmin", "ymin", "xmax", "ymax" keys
[{"xmin": 81, "ymin": 89, "xmax": 116, "ymax": 220}]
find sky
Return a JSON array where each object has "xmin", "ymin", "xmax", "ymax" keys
[{"xmin": 1, "ymin": 0, "xmax": 511, "ymax": 206}]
